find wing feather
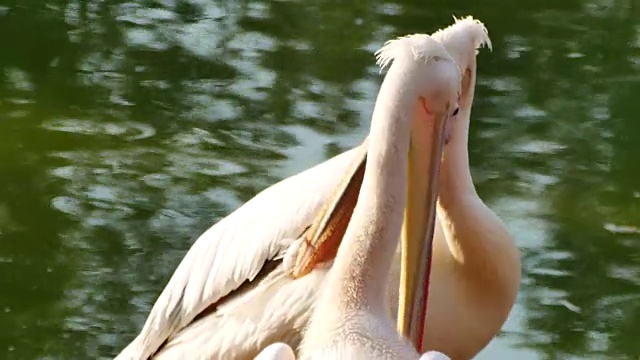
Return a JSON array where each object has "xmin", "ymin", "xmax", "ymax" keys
[
  {"xmin": 116, "ymin": 147, "xmax": 360, "ymax": 359},
  {"xmin": 154, "ymin": 265, "xmax": 330, "ymax": 359}
]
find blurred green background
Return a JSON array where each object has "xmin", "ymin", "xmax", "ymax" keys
[{"xmin": 0, "ymin": 0, "xmax": 638, "ymax": 359}]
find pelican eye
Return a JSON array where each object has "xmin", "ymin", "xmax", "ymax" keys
[{"xmin": 452, "ymin": 107, "xmax": 459, "ymax": 117}]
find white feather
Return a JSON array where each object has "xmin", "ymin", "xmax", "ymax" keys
[
  {"xmin": 375, "ymin": 34, "xmax": 454, "ymax": 73},
  {"xmin": 433, "ymin": 16, "xmax": 492, "ymax": 52},
  {"xmin": 115, "ymin": 148, "xmax": 360, "ymax": 359},
  {"xmin": 430, "ymin": 16, "xmax": 492, "ymax": 75}
]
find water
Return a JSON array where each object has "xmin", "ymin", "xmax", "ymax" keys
[{"xmin": 0, "ymin": 0, "xmax": 638, "ymax": 359}]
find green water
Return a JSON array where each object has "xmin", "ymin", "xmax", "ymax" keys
[{"xmin": 0, "ymin": 0, "xmax": 638, "ymax": 359}]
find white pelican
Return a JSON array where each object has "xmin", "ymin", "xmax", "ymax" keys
[
  {"xmin": 253, "ymin": 33, "xmax": 460, "ymax": 360},
  {"xmin": 116, "ymin": 16, "xmax": 520, "ymax": 360},
  {"xmin": 294, "ymin": 34, "xmax": 459, "ymax": 360},
  {"xmin": 402, "ymin": 17, "xmax": 521, "ymax": 359}
]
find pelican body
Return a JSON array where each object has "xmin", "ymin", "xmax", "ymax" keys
[{"xmin": 116, "ymin": 16, "xmax": 521, "ymax": 360}]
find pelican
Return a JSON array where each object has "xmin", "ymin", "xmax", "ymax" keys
[
  {"xmin": 255, "ymin": 33, "xmax": 460, "ymax": 360},
  {"xmin": 116, "ymin": 16, "xmax": 520, "ymax": 360},
  {"xmin": 295, "ymin": 34, "xmax": 458, "ymax": 360},
  {"xmin": 403, "ymin": 18, "xmax": 521, "ymax": 359}
]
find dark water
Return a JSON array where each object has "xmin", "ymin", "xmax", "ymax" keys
[{"xmin": 0, "ymin": 0, "xmax": 638, "ymax": 359}]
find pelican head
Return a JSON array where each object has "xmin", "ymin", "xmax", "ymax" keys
[
  {"xmin": 432, "ymin": 16, "xmax": 492, "ymax": 138},
  {"xmin": 375, "ymin": 34, "xmax": 461, "ymax": 350}
]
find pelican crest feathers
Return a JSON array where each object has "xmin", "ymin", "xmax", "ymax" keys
[
  {"xmin": 432, "ymin": 16, "xmax": 493, "ymax": 53},
  {"xmin": 374, "ymin": 34, "xmax": 453, "ymax": 72},
  {"xmin": 375, "ymin": 16, "xmax": 492, "ymax": 73}
]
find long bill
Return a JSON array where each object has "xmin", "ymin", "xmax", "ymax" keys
[{"xmin": 397, "ymin": 106, "xmax": 450, "ymax": 352}]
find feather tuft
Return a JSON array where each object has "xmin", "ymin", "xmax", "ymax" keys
[
  {"xmin": 432, "ymin": 15, "xmax": 492, "ymax": 53},
  {"xmin": 374, "ymin": 34, "xmax": 453, "ymax": 73}
]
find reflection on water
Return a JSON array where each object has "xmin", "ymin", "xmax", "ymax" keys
[{"xmin": 0, "ymin": 0, "xmax": 638, "ymax": 359}]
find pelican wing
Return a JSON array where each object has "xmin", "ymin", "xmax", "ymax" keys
[{"xmin": 116, "ymin": 145, "xmax": 364, "ymax": 359}]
